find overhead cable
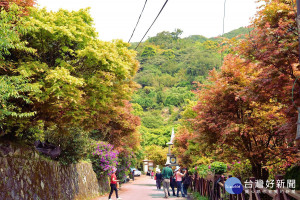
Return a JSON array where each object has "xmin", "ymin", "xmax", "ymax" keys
[
  {"xmin": 135, "ymin": 0, "xmax": 169, "ymax": 50},
  {"xmin": 128, "ymin": 0, "xmax": 148, "ymax": 43}
]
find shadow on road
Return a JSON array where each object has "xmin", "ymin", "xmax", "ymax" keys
[
  {"xmin": 132, "ymin": 183, "xmax": 155, "ymax": 187},
  {"xmin": 149, "ymin": 193, "xmax": 165, "ymax": 198}
]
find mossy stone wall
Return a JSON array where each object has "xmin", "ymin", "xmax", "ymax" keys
[{"xmin": 0, "ymin": 142, "xmax": 109, "ymax": 200}]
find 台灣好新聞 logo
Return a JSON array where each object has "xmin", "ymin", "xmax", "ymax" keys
[{"xmin": 225, "ymin": 177, "xmax": 243, "ymax": 194}]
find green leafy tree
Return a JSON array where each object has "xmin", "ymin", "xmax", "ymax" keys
[
  {"xmin": 144, "ymin": 145, "xmax": 168, "ymax": 168},
  {"xmin": 1, "ymin": 5, "xmax": 140, "ymax": 152}
]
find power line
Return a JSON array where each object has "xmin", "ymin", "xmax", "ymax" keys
[
  {"xmin": 128, "ymin": 0, "xmax": 148, "ymax": 43},
  {"xmin": 135, "ymin": 0, "xmax": 169, "ymax": 50}
]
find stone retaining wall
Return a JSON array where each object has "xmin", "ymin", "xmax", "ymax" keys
[{"xmin": 0, "ymin": 142, "xmax": 110, "ymax": 200}]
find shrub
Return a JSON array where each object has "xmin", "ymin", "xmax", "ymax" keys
[
  {"xmin": 45, "ymin": 126, "xmax": 90, "ymax": 165},
  {"xmin": 196, "ymin": 165, "xmax": 209, "ymax": 178},
  {"xmin": 189, "ymin": 167, "xmax": 196, "ymax": 175},
  {"xmin": 209, "ymin": 161, "xmax": 227, "ymax": 174},
  {"xmin": 117, "ymin": 150, "xmax": 136, "ymax": 181},
  {"xmin": 284, "ymin": 165, "xmax": 300, "ymax": 190},
  {"xmin": 90, "ymin": 142, "xmax": 119, "ymax": 178},
  {"xmin": 191, "ymin": 192, "xmax": 209, "ymax": 200},
  {"xmin": 228, "ymin": 160, "xmax": 252, "ymax": 181}
]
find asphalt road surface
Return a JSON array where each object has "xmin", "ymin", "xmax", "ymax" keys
[{"xmin": 93, "ymin": 175, "xmax": 191, "ymax": 200}]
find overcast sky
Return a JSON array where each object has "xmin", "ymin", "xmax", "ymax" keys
[{"xmin": 36, "ymin": 0, "xmax": 262, "ymax": 42}]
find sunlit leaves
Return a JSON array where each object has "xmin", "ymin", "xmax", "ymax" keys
[
  {"xmin": 0, "ymin": 4, "xmax": 140, "ymax": 148},
  {"xmin": 0, "ymin": 4, "xmax": 36, "ymax": 59}
]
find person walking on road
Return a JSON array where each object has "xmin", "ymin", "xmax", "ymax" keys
[
  {"xmin": 151, "ymin": 171, "xmax": 154, "ymax": 179},
  {"xmin": 162, "ymin": 162, "xmax": 173, "ymax": 198},
  {"xmin": 108, "ymin": 168, "xmax": 122, "ymax": 200},
  {"xmin": 175, "ymin": 166, "xmax": 187, "ymax": 197},
  {"xmin": 132, "ymin": 169, "xmax": 135, "ymax": 181},
  {"xmin": 170, "ymin": 173, "xmax": 176, "ymax": 196},
  {"xmin": 182, "ymin": 168, "xmax": 191, "ymax": 196},
  {"xmin": 155, "ymin": 169, "xmax": 163, "ymax": 190}
]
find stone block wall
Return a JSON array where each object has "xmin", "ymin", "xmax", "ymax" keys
[{"xmin": 0, "ymin": 142, "xmax": 110, "ymax": 200}]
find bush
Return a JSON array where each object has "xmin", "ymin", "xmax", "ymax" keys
[
  {"xmin": 196, "ymin": 165, "xmax": 209, "ymax": 178},
  {"xmin": 284, "ymin": 165, "xmax": 300, "ymax": 190},
  {"xmin": 191, "ymin": 192, "xmax": 209, "ymax": 200},
  {"xmin": 45, "ymin": 126, "xmax": 90, "ymax": 165},
  {"xmin": 90, "ymin": 142, "xmax": 119, "ymax": 178},
  {"xmin": 189, "ymin": 167, "xmax": 196, "ymax": 175},
  {"xmin": 117, "ymin": 150, "xmax": 136, "ymax": 181},
  {"xmin": 228, "ymin": 160, "xmax": 252, "ymax": 181},
  {"xmin": 209, "ymin": 161, "xmax": 227, "ymax": 174}
]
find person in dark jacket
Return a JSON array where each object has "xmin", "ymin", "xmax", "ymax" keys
[
  {"xmin": 155, "ymin": 169, "xmax": 163, "ymax": 189},
  {"xmin": 170, "ymin": 174, "xmax": 176, "ymax": 196},
  {"xmin": 132, "ymin": 170, "xmax": 135, "ymax": 181},
  {"xmin": 182, "ymin": 168, "xmax": 191, "ymax": 196}
]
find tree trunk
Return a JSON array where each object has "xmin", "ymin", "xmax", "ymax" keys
[{"xmin": 251, "ymin": 162, "xmax": 269, "ymax": 181}]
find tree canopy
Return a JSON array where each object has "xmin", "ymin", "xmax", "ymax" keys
[
  {"xmin": 0, "ymin": 4, "xmax": 141, "ymax": 164},
  {"xmin": 173, "ymin": 0, "xmax": 299, "ymax": 180}
]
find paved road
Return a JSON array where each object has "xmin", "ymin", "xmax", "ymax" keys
[{"xmin": 93, "ymin": 175, "xmax": 191, "ymax": 200}]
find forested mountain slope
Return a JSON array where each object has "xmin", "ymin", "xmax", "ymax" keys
[{"xmin": 131, "ymin": 27, "xmax": 248, "ymax": 149}]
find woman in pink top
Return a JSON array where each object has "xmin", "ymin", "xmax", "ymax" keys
[{"xmin": 175, "ymin": 166, "xmax": 187, "ymax": 197}]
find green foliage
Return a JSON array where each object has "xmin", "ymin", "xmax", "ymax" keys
[
  {"xmin": 131, "ymin": 103, "xmax": 143, "ymax": 116},
  {"xmin": 45, "ymin": 126, "xmax": 91, "ymax": 165},
  {"xmin": 210, "ymin": 161, "xmax": 227, "ymax": 174},
  {"xmin": 228, "ymin": 160, "xmax": 252, "ymax": 181},
  {"xmin": 144, "ymin": 145, "xmax": 168, "ymax": 167},
  {"xmin": 191, "ymin": 192, "xmax": 209, "ymax": 200},
  {"xmin": 221, "ymin": 27, "xmax": 251, "ymax": 39},
  {"xmin": 196, "ymin": 165, "xmax": 209, "ymax": 178},
  {"xmin": 0, "ymin": 4, "xmax": 36, "ymax": 59},
  {"xmin": 0, "ymin": 76, "xmax": 39, "ymax": 136},
  {"xmin": 1, "ymin": 5, "xmax": 139, "ymax": 146},
  {"xmin": 140, "ymin": 126, "xmax": 172, "ymax": 147},
  {"xmin": 141, "ymin": 45, "xmax": 156, "ymax": 58},
  {"xmin": 1, "ymin": 5, "xmax": 141, "ymax": 171},
  {"xmin": 142, "ymin": 114, "xmax": 164, "ymax": 129},
  {"xmin": 18, "ymin": 120, "xmax": 45, "ymax": 142},
  {"xmin": 186, "ymin": 35, "xmax": 207, "ymax": 43},
  {"xmin": 132, "ymin": 31, "xmax": 221, "ymax": 150},
  {"xmin": 284, "ymin": 165, "xmax": 300, "ymax": 190}
]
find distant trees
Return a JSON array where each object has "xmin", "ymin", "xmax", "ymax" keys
[{"xmin": 132, "ymin": 27, "xmax": 248, "ymax": 149}]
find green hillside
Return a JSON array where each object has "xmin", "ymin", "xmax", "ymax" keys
[{"xmin": 131, "ymin": 27, "xmax": 249, "ymax": 149}]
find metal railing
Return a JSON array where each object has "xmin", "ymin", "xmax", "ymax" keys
[{"xmin": 190, "ymin": 174, "xmax": 300, "ymax": 200}]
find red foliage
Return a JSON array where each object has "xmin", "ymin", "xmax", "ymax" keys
[
  {"xmin": 237, "ymin": 0, "xmax": 300, "ymax": 142},
  {"xmin": 192, "ymin": 54, "xmax": 298, "ymax": 179},
  {"xmin": 0, "ymin": 0, "xmax": 36, "ymax": 12},
  {"xmin": 96, "ymin": 100, "xmax": 141, "ymax": 151}
]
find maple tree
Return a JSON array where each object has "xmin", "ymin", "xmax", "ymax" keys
[
  {"xmin": 173, "ymin": 0, "xmax": 299, "ymax": 180},
  {"xmin": 0, "ymin": 0, "xmax": 36, "ymax": 13},
  {"xmin": 191, "ymin": 55, "xmax": 297, "ymax": 180},
  {"xmin": 237, "ymin": 0, "xmax": 299, "ymax": 138},
  {"xmin": 0, "ymin": 5, "xmax": 141, "ymax": 161}
]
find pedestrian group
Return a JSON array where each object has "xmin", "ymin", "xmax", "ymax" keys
[{"xmin": 156, "ymin": 162, "xmax": 191, "ymax": 199}]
